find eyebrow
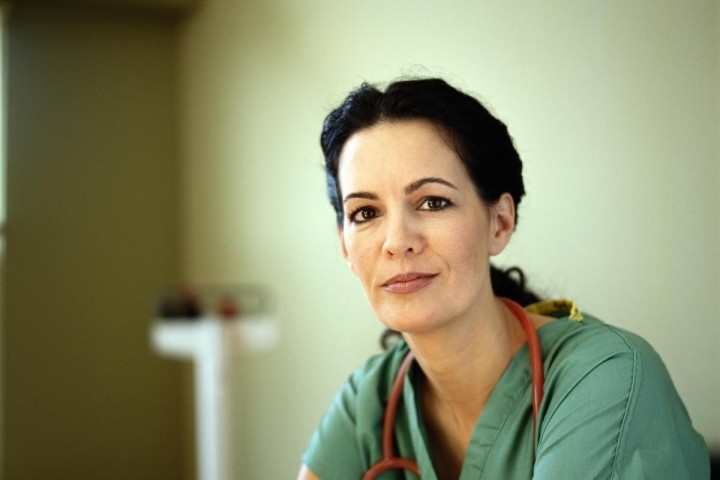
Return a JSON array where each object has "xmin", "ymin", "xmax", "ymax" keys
[
  {"xmin": 405, "ymin": 177, "xmax": 458, "ymax": 195},
  {"xmin": 343, "ymin": 177, "xmax": 458, "ymax": 204}
]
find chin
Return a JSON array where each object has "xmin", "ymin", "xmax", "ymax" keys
[{"xmin": 376, "ymin": 310, "xmax": 445, "ymax": 335}]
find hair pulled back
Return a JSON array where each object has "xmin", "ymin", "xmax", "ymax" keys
[
  {"xmin": 322, "ymin": 78, "xmax": 526, "ymax": 225},
  {"xmin": 320, "ymin": 78, "xmax": 541, "ymax": 334}
]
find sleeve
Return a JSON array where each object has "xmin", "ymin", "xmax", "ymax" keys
[
  {"xmin": 533, "ymin": 335, "xmax": 710, "ymax": 479},
  {"xmin": 301, "ymin": 370, "xmax": 367, "ymax": 480}
]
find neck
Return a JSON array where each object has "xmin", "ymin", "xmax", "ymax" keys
[
  {"xmin": 405, "ymin": 297, "xmax": 526, "ymax": 399},
  {"xmin": 403, "ymin": 296, "xmax": 527, "ymax": 451}
]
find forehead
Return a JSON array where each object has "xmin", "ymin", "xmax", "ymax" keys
[{"xmin": 337, "ymin": 119, "xmax": 468, "ymax": 190}]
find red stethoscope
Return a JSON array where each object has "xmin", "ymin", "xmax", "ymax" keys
[{"xmin": 362, "ymin": 298, "xmax": 544, "ymax": 480}]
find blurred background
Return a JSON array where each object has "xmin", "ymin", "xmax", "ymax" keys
[{"xmin": 1, "ymin": 0, "xmax": 718, "ymax": 478}]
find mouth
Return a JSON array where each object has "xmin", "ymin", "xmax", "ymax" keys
[{"xmin": 382, "ymin": 272, "xmax": 438, "ymax": 294}]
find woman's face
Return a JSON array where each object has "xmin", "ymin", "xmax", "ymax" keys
[{"xmin": 337, "ymin": 119, "xmax": 515, "ymax": 334}]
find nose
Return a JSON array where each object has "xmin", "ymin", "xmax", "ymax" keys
[{"xmin": 381, "ymin": 212, "xmax": 424, "ymax": 257}]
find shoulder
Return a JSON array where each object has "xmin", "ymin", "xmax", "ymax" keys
[
  {"xmin": 542, "ymin": 313, "xmax": 664, "ymax": 383},
  {"xmin": 539, "ymin": 314, "xmax": 644, "ymax": 425},
  {"xmin": 301, "ymin": 342, "xmax": 409, "ymax": 477},
  {"xmin": 318, "ymin": 340, "xmax": 410, "ymax": 431},
  {"xmin": 542, "ymin": 313, "xmax": 681, "ymax": 416},
  {"xmin": 528, "ymin": 300, "xmax": 654, "ymax": 379},
  {"xmin": 536, "ymin": 313, "xmax": 709, "ymax": 478}
]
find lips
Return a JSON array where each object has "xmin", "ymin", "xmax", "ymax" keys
[{"xmin": 382, "ymin": 272, "xmax": 437, "ymax": 294}]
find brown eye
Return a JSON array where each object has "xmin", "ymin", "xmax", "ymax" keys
[
  {"xmin": 349, "ymin": 207, "xmax": 378, "ymax": 224},
  {"xmin": 420, "ymin": 197, "xmax": 451, "ymax": 211}
]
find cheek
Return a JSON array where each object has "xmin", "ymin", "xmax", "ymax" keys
[
  {"xmin": 442, "ymin": 222, "xmax": 489, "ymax": 271},
  {"xmin": 343, "ymin": 235, "xmax": 372, "ymax": 279}
]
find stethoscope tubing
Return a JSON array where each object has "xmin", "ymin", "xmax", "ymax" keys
[
  {"xmin": 362, "ymin": 298, "xmax": 544, "ymax": 479},
  {"xmin": 361, "ymin": 352, "xmax": 420, "ymax": 479},
  {"xmin": 502, "ymin": 298, "xmax": 544, "ymax": 457}
]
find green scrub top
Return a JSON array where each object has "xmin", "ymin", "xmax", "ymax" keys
[{"xmin": 302, "ymin": 307, "xmax": 710, "ymax": 479}]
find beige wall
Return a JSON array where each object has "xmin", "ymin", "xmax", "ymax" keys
[
  {"xmin": 6, "ymin": 1, "xmax": 713, "ymax": 478},
  {"xmin": 3, "ymin": 3, "xmax": 187, "ymax": 478},
  {"xmin": 179, "ymin": 1, "xmax": 719, "ymax": 477}
]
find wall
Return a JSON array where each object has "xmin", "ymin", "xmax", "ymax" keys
[
  {"xmin": 0, "ymin": 6, "xmax": 7, "ymax": 474},
  {"xmin": 3, "ymin": 3, "xmax": 187, "ymax": 478},
  {"xmin": 178, "ymin": 1, "xmax": 720, "ymax": 477}
]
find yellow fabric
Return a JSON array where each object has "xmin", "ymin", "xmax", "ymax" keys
[{"xmin": 525, "ymin": 298, "xmax": 584, "ymax": 321}]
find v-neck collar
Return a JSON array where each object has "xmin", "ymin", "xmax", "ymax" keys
[{"xmin": 400, "ymin": 319, "xmax": 573, "ymax": 479}]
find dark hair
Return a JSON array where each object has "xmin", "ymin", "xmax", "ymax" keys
[
  {"xmin": 321, "ymin": 78, "xmax": 541, "ymax": 346},
  {"xmin": 322, "ymin": 78, "xmax": 526, "ymax": 225}
]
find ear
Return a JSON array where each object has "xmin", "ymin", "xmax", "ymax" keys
[{"xmin": 488, "ymin": 193, "xmax": 516, "ymax": 256}]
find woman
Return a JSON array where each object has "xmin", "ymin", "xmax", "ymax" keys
[{"xmin": 298, "ymin": 78, "xmax": 709, "ymax": 479}]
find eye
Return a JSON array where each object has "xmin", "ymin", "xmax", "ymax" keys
[
  {"xmin": 419, "ymin": 196, "xmax": 451, "ymax": 211},
  {"xmin": 348, "ymin": 206, "xmax": 379, "ymax": 224}
]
